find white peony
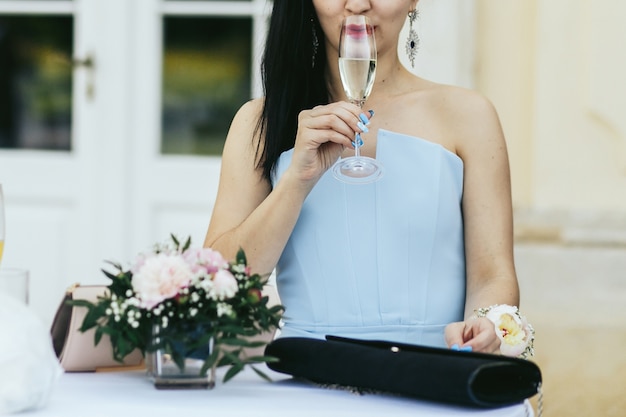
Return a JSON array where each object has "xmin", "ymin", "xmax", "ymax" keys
[
  {"xmin": 132, "ymin": 253, "xmax": 193, "ymax": 309},
  {"xmin": 210, "ymin": 269, "xmax": 238, "ymax": 301}
]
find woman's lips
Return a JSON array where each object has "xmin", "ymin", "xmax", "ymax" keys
[{"xmin": 345, "ymin": 23, "xmax": 374, "ymax": 37}]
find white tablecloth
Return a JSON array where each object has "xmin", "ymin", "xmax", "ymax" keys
[{"xmin": 24, "ymin": 366, "xmax": 532, "ymax": 417}]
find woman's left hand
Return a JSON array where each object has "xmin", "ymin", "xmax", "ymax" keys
[{"xmin": 444, "ymin": 318, "xmax": 501, "ymax": 354}]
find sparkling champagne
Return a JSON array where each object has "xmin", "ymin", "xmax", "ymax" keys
[{"xmin": 339, "ymin": 58, "xmax": 376, "ymax": 103}]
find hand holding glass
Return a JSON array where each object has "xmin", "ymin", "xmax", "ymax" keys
[{"xmin": 332, "ymin": 15, "xmax": 383, "ymax": 184}]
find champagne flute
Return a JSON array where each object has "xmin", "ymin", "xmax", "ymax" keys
[
  {"xmin": 332, "ymin": 15, "xmax": 383, "ymax": 184},
  {"xmin": 0, "ymin": 184, "xmax": 5, "ymax": 265}
]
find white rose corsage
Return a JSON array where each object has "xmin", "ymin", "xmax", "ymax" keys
[{"xmin": 474, "ymin": 304, "xmax": 535, "ymax": 360}]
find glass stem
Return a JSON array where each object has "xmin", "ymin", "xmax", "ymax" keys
[{"xmin": 354, "ymin": 100, "xmax": 365, "ymax": 158}]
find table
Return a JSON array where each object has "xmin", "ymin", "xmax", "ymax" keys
[{"xmin": 25, "ymin": 366, "xmax": 532, "ymax": 417}]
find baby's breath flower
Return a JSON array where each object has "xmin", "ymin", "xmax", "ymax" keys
[{"xmin": 217, "ymin": 303, "xmax": 233, "ymax": 318}]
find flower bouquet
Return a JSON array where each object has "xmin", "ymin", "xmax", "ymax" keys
[{"xmin": 72, "ymin": 235, "xmax": 283, "ymax": 388}]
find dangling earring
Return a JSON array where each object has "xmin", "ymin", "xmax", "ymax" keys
[
  {"xmin": 311, "ymin": 16, "xmax": 319, "ymax": 68},
  {"xmin": 405, "ymin": 9, "xmax": 420, "ymax": 69}
]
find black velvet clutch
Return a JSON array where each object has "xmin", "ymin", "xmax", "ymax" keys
[{"xmin": 265, "ymin": 335, "xmax": 542, "ymax": 408}]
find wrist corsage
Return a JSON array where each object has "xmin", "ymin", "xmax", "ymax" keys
[{"xmin": 474, "ymin": 304, "xmax": 535, "ymax": 360}]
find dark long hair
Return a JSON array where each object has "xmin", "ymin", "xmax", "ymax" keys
[{"xmin": 256, "ymin": 0, "xmax": 329, "ymax": 182}]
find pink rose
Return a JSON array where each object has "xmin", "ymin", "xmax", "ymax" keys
[
  {"xmin": 211, "ymin": 269, "xmax": 238, "ymax": 301},
  {"xmin": 132, "ymin": 253, "xmax": 193, "ymax": 309}
]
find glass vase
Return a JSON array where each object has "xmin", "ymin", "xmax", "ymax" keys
[{"xmin": 148, "ymin": 324, "xmax": 216, "ymax": 389}]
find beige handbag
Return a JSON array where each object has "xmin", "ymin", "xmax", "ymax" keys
[{"xmin": 50, "ymin": 284, "xmax": 144, "ymax": 372}]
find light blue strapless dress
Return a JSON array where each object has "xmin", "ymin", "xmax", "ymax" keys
[{"xmin": 271, "ymin": 129, "xmax": 466, "ymax": 348}]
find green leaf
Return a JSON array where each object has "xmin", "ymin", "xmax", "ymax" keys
[
  {"xmin": 270, "ymin": 304, "xmax": 285, "ymax": 312},
  {"xmin": 182, "ymin": 236, "xmax": 192, "ymax": 252},
  {"xmin": 235, "ymin": 247, "xmax": 247, "ymax": 266},
  {"xmin": 218, "ymin": 338, "xmax": 266, "ymax": 348},
  {"xmin": 217, "ymin": 353, "xmax": 236, "ymax": 367},
  {"xmin": 103, "ymin": 260, "xmax": 124, "ymax": 271},
  {"xmin": 250, "ymin": 365, "xmax": 274, "ymax": 382},
  {"xmin": 170, "ymin": 349, "xmax": 186, "ymax": 372},
  {"xmin": 223, "ymin": 362, "xmax": 244, "ymax": 383},
  {"xmin": 101, "ymin": 268, "xmax": 121, "ymax": 281},
  {"xmin": 220, "ymin": 349, "xmax": 244, "ymax": 367},
  {"xmin": 67, "ymin": 299, "xmax": 95, "ymax": 309},
  {"xmin": 245, "ymin": 355, "xmax": 280, "ymax": 363},
  {"xmin": 216, "ymin": 325, "xmax": 250, "ymax": 334},
  {"xmin": 200, "ymin": 347, "xmax": 220, "ymax": 376},
  {"xmin": 94, "ymin": 327, "xmax": 104, "ymax": 345},
  {"xmin": 171, "ymin": 234, "xmax": 180, "ymax": 248}
]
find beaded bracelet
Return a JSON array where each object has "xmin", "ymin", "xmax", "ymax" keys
[{"xmin": 474, "ymin": 304, "xmax": 535, "ymax": 360}]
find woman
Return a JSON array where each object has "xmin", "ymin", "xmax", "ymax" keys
[{"xmin": 205, "ymin": 0, "xmax": 522, "ymax": 355}]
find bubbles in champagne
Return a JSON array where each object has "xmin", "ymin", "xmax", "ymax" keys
[{"xmin": 339, "ymin": 58, "xmax": 377, "ymax": 103}]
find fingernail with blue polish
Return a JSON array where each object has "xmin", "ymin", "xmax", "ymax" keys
[
  {"xmin": 460, "ymin": 346, "xmax": 473, "ymax": 352},
  {"xmin": 368, "ymin": 109, "xmax": 375, "ymax": 117},
  {"xmin": 357, "ymin": 121, "xmax": 369, "ymax": 133},
  {"xmin": 359, "ymin": 113, "xmax": 370, "ymax": 125},
  {"xmin": 351, "ymin": 133, "xmax": 364, "ymax": 148},
  {"xmin": 451, "ymin": 344, "xmax": 460, "ymax": 351}
]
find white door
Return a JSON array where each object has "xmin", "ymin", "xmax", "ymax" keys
[
  {"xmin": 0, "ymin": 0, "xmax": 104, "ymax": 323},
  {"xmin": 127, "ymin": 0, "xmax": 270, "ymax": 254},
  {"xmin": 0, "ymin": 0, "xmax": 270, "ymax": 324},
  {"xmin": 0, "ymin": 0, "xmax": 474, "ymax": 325}
]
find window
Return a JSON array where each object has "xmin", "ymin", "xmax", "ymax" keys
[
  {"xmin": 161, "ymin": 16, "xmax": 252, "ymax": 156},
  {"xmin": 0, "ymin": 15, "xmax": 73, "ymax": 151}
]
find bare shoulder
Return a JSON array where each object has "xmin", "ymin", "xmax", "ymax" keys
[
  {"xmin": 227, "ymin": 98, "xmax": 264, "ymax": 145},
  {"xmin": 419, "ymin": 82, "xmax": 504, "ymax": 156},
  {"xmin": 384, "ymin": 76, "xmax": 504, "ymax": 156},
  {"xmin": 221, "ymin": 98, "xmax": 265, "ymax": 165},
  {"xmin": 234, "ymin": 97, "xmax": 264, "ymax": 121},
  {"xmin": 424, "ymin": 83, "xmax": 500, "ymax": 130}
]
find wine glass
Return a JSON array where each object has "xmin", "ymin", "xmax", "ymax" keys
[
  {"xmin": 332, "ymin": 15, "xmax": 383, "ymax": 184},
  {"xmin": 0, "ymin": 184, "xmax": 4, "ymax": 266}
]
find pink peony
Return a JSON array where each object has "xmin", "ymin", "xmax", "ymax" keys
[
  {"xmin": 130, "ymin": 252, "xmax": 149, "ymax": 274},
  {"xmin": 211, "ymin": 269, "xmax": 238, "ymax": 301},
  {"xmin": 183, "ymin": 247, "xmax": 229, "ymax": 275},
  {"xmin": 132, "ymin": 253, "xmax": 193, "ymax": 309}
]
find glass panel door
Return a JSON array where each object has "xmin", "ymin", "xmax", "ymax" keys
[
  {"xmin": 162, "ymin": 16, "xmax": 252, "ymax": 156},
  {"xmin": 127, "ymin": 0, "xmax": 270, "ymax": 252},
  {"xmin": 0, "ymin": 15, "xmax": 73, "ymax": 150}
]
